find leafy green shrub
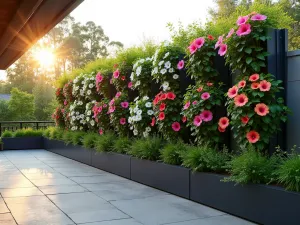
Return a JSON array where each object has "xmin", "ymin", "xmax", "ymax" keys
[
  {"xmin": 1, "ymin": 130, "xmax": 13, "ymax": 138},
  {"xmin": 50, "ymin": 128, "xmax": 64, "ymax": 140},
  {"xmin": 82, "ymin": 132, "xmax": 99, "ymax": 149},
  {"xmin": 13, "ymin": 129, "xmax": 25, "ymax": 137},
  {"xmin": 71, "ymin": 131, "xmax": 85, "ymax": 146},
  {"xmin": 225, "ymin": 148, "xmax": 276, "ymax": 184},
  {"xmin": 94, "ymin": 132, "xmax": 116, "ymax": 152},
  {"xmin": 62, "ymin": 131, "xmax": 74, "ymax": 145},
  {"xmin": 129, "ymin": 136, "xmax": 164, "ymax": 161},
  {"xmin": 113, "ymin": 136, "xmax": 132, "ymax": 154},
  {"xmin": 161, "ymin": 140, "xmax": 188, "ymax": 165},
  {"xmin": 182, "ymin": 145, "xmax": 230, "ymax": 173},
  {"xmin": 275, "ymin": 147, "xmax": 300, "ymax": 192}
]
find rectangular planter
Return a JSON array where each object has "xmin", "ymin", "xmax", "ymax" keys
[
  {"xmin": 190, "ymin": 172, "xmax": 300, "ymax": 225},
  {"xmin": 131, "ymin": 158, "xmax": 190, "ymax": 198},
  {"xmin": 43, "ymin": 138, "xmax": 92, "ymax": 166},
  {"xmin": 91, "ymin": 152, "xmax": 131, "ymax": 179},
  {"xmin": 3, "ymin": 137, "xmax": 43, "ymax": 150}
]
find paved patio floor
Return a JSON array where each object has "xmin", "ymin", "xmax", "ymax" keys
[{"xmin": 0, "ymin": 149, "xmax": 255, "ymax": 225}]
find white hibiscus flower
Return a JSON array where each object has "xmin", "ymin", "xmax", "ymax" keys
[
  {"xmin": 89, "ymin": 84, "xmax": 94, "ymax": 88},
  {"xmin": 169, "ymin": 68, "xmax": 174, "ymax": 73},
  {"xmin": 139, "ymin": 59, "xmax": 145, "ymax": 63},
  {"xmin": 137, "ymin": 110, "xmax": 142, "ymax": 115},
  {"xmin": 90, "ymin": 120, "xmax": 95, "ymax": 126},
  {"xmin": 135, "ymin": 81, "xmax": 141, "ymax": 87},
  {"xmin": 164, "ymin": 61, "xmax": 171, "ymax": 69},
  {"xmin": 147, "ymin": 110, "xmax": 154, "ymax": 115},
  {"xmin": 146, "ymin": 127, "xmax": 151, "ymax": 132},
  {"xmin": 158, "ymin": 61, "xmax": 164, "ymax": 67},
  {"xmin": 86, "ymin": 117, "xmax": 90, "ymax": 122},
  {"xmin": 145, "ymin": 102, "xmax": 152, "ymax": 108},
  {"xmin": 143, "ymin": 131, "xmax": 149, "ymax": 138},
  {"xmin": 136, "ymin": 114, "xmax": 142, "ymax": 121},
  {"xmin": 133, "ymin": 129, "xmax": 138, "ymax": 136},
  {"xmin": 162, "ymin": 81, "xmax": 169, "ymax": 91},
  {"xmin": 136, "ymin": 66, "xmax": 142, "ymax": 76},
  {"xmin": 130, "ymin": 72, "xmax": 134, "ymax": 80},
  {"xmin": 143, "ymin": 96, "xmax": 149, "ymax": 101},
  {"xmin": 173, "ymin": 74, "xmax": 179, "ymax": 79},
  {"xmin": 160, "ymin": 69, "xmax": 167, "ymax": 75}
]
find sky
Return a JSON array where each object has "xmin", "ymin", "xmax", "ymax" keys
[
  {"xmin": 70, "ymin": 0, "xmax": 213, "ymax": 47},
  {"xmin": 0, "ymin": 0, "xmax": 214, "ymax": 80}
]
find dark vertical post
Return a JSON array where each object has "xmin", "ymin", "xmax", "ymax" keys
[
  {"xmin": 267, "ymin": 29, "xmax": 288, "ymax": 152},
  {"xmin": 214, "ymin": 53, "xmax": 232, "ymax": 150},
  {"xmin": 20, "ymin": 122, "xmax": 22, "ymax": 129},
  {"xmin": 36, "ymin": 122, "xmax": 39, "ymax": 130}
]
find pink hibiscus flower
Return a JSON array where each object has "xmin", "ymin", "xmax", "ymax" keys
[
  {"xmin": 171, "ymin": 122, "xmax": 181, "ymax": 132},
  {"xmin": 201, "ymin": 92, "xmax": 210, "ymax": 100},
  {"xmin": 200, "ymin": 110, "xmax": 213, "ymax": 122},
  {"xmin": 236, "ymin": 15, "xmax": 249, "ymax": 26},
  {"xmin": 251, "ymin": 14, "xmax": 267, "ymax": 21},
  {"xmin": 121, "ymin": 101, "xmax": 129, "ymax": 108},
  {"xmin": 218, "ymin": 44, "xmax": 227, "ymax": 56},
  {"xmin": 193, "ymin": 115, "xmax": 202, "ymax": 127},
  {"xmin": 236, "ymin": 24, "xmax": 251, "ymax": 36},
  {"xmin": 177, "ymin": 60, "xmax": 184, "ymax": 70}
]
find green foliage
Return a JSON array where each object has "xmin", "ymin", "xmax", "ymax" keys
[
  {"xmin": 0, "ymin": 100, "xmax": 11, "ymax": 121},
  {"xmin": 82, "ymin": 132, "xmax": 99, "ymax": 149},
  {"xmin": 113, "ymin": 136, "xmax": 132, "ymax": 154},
  {"xmin": 94, "ymin": 132, "xmax": 116, "ymax": 152},
  {"xmin": 168, "ymin": 3, "xmax": 293, "ymax": 49},
  {"xmin": 182, "ymin": 83, "xmax": 225, "ymax": 145},
  {"xmin": 275, "ymin": 146, "xmax": 300, "ymax": 192},
  {"xmin": 71, "ymin": 131, "xmax": 85, "ymax": 146},
  {"xmin": 49, "ymin": 127, "xmax": 64, "ymax": 140},
  {"xmin": 1, "ymin": 130, "xmax": 13, "ymax": 138},
  {"xmin": 182, "ymin": 144, "xmax": 231, "ymax": 173},
  {"xmin": 43, "ymin": 127, "xmax": 53, "ymax": 138},
  {"xmin": 160, "ymin": 140, "xmax": 188, "ymax": 165},
  {"xmin": 62, "ymin": 131, "xmax": 74, "ymax": 145},
  {"xmin": 129, "ymin": 136, "xmax": 164, "ymax": 161},
  {"xmin": 225, "ymin": 147, "xmax": 277, "ymax": 184},
  {"xmin": 33, "ymin": 77, "xmax": 55, "ymax": 120},
  {"xmin": 8, "ymin": 88, "xmax": 35, "ymax": 121}
]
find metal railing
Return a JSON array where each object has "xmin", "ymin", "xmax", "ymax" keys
[{"xmin": 0, "ymin": 121, "xmax": 55, "ymax": 136}]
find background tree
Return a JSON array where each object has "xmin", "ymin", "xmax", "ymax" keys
[
  {"xmin": 8, "ymin": 88, "xmax": 35, "ymax": 121},
  {"xmin": 0, "ymin": 100, "xmax": 11, "ymax": 121},
  {"xmin": 32, "ymin": 75, "xmax": 55, "ymax": 120}
]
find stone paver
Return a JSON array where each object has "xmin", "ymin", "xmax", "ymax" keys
[
  {"xmin": 0, "ymin": 150, "xmax": 255, "ymax": 225},
  {"xmin": 0, "ymin": 213, "xmax": 17, "ymax": 225}
]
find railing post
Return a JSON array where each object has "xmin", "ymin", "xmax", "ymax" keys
[
  {"xmin": 36, "ymin": 122, "xmax": 39, "ymax": 130},
  {"xmin": 20, "ymin": 122, "xmax": 22, "ymax": 129}
]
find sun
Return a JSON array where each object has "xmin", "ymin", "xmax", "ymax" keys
[{"xmin": 34, "ymin": 48, "xmax": 55, "ymax": 67}]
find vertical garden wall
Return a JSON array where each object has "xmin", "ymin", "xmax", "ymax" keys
[{"xmin": 53, "ymin": 12, "xmax": 289, "ymax": 153}]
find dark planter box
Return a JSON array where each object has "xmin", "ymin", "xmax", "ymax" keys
[
  {"xmin": 3, "ymin": 137, "xmax": 43, "ymax": 150},
  {"xmin": 131, "ymin": 158, "xmax": 190, "ymax": 198},
  {"xmin": 91, "ymin": 152, "xmax": 131, "ymax": 179},
  {"xmin": 43, "ymin": 138, "xmax": 92, "ymax": 166},
  {"xmin": 190, "ymin": 172, "xmax": 300, "ymax": 225}
]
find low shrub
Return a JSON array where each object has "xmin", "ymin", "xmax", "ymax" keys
[
  {"xmin": 182, "ymin": 145, "xmax": 230, "ymax": 173},
  {"xmin": 275, "ymin": 146, "xmax": 300, "ymax": 192},
  {"xmin": 129, "ymin": 136, "xmax": 164, "ymax": 161},
  {"xmin": 13, "ymin": 129, "xmax": 25, "ymax": 137},
  {"xmin": 1, "ymin": 130, "xmax": 13, "ymax": 138},
  {"xmin": 43, "ymin": 127, "xmax": 53, "ymax": 138},
  {"xmin": 160, "ymin": 140, "xmax": 188, "ymax": 165},
  {"xmin": 50, "ymin": 128, "xmax": 64, "ymax": 140},
  {"xmin": 113, "ymin": 136, "xmax": 132, "ymax": 154},
  {"xmin": 94, "ymin": 132, "xmax": 116, "ymax": 152},
  {"xmin": 71, "ymin": 131, "xmax": 85, "ymax": 146},
  {"xmin": 13, "ymin": 129, "xmax": 44, "ymax": 137},
  {"xmin": 224, "ymin": 147, "xmax": 277, "ymax": 184},
  {"xmin": 82, "ymin": 132, "xmax": 99, "ymax": 149},
  {"xmin": 62, "ymin": 131, "xmax": 74, "ymax": 145}
]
